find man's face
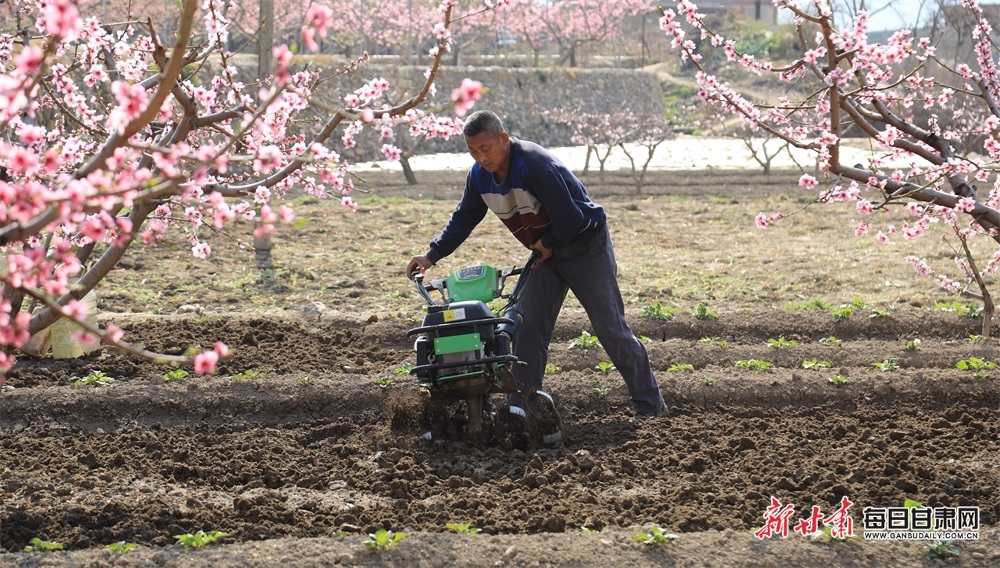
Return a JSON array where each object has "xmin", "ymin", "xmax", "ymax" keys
[{"xmin": 466, "ymin": 131, "xmax": 510, "ymax": 174}]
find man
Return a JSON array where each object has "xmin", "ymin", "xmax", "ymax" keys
[{"xmin": 405, "ymin": 110, "xmax": 666, "ymax": 433}]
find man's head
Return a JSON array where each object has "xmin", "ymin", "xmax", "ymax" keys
[{"xmin": 464, "ymin": 111, "xmax": 510, "ymax": 176}]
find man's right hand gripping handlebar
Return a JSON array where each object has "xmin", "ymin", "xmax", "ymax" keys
[{"xmin": 406, "ymin": 255, "xmax": 434, "ymax": 281}]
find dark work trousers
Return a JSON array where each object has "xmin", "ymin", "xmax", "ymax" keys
[{"xmin": 508, "ymin": 225, "xmax": 665, "ymax": 414}]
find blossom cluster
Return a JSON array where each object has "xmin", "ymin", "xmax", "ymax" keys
[
  {"xmin": 0, "ymin": 0, "xmax": 479, "ymax": 377},
  {"xmin": 664, "ymin": 0, "xmax": 1000, "ymax": 302}
]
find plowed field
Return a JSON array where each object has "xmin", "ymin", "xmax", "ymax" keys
[{"xmin": 1, "ymin": 168, "xmax": 998, "ymax": 567}]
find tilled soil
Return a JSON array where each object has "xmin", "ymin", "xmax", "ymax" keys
[
  {"xmin": 1, "ymin": 309, "xmax": 999, "ymax": 566},
  {"xmin": 2, "ymin": 168, "xmax": 999, "ymax": 566}
]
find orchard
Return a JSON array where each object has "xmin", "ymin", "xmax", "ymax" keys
[{"xmin": 0, "ymin": 0, "xmax": 998, "ymax": 565}]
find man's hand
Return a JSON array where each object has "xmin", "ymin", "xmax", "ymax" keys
[
  {"xmin": 406, "ymin": 255, "xmax": 433, "ymax": 280},
  {"xmin": 529, "ymin": 240, "xmax": 553, "ymax": 267}
]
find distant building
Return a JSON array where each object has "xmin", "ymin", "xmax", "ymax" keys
[{"xmin": 695, "ymin": 0, "xmax": 779, "ymax": 24}]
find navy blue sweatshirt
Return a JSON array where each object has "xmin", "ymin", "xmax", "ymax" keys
[{"xmin": 426, "ymin": 138, "xmax": 606, "ymax": 263}]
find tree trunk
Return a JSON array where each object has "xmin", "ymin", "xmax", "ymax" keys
[
  {"xmin": 401, "ymin": 155, "xmax": 418, "ymax": 185},
  {"xmin": 255, "ymin": 0, "xmax": 275, "ymax": 270}
]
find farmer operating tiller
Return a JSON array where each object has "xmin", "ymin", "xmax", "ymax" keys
[{"xmin": 406, "ymin": 110, "xmax": 666, "ymax": 445}]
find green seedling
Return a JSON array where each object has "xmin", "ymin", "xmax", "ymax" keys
[
  {"xmin": 299, "ymin": 375, "xmax": 313, "ymax": 385},
  {"xmin": 641, "ymin": 301, "xmax": 678, "ymax": 321},
  {"xmin": 163, "ymin": 369, "xmax": 189, "ymax": 382},
  {"xmin": 229, "ymin": 369, "xmax": 260, "ymax": 383},
  {"xmin": 735, "ymin": 359, "xmax": 773, "ymax": 371},
  {"xmin": 596, "ymin": 361, "xmax": 616, "ymax": 374},
  {"xmin": 73, "ymin": 370, "xmax": 115, "ymax": 388},
  {"xmin": 806, "ymin": 524, "xmax": 857, "ymax": 543},
  {"xmin": 924, "ymin": 540, "xmax": 960, "ymax": 559},
  {"xmin": 964, "ymin": 304, "xmax": 984, "ymax": 319},
  {"xmin": 691, "ymin": 302, "xmax": 718, "ymax": 320},
  {"xmin": 376, "ymin": 376, "xmax": 394, "ymax": 389},
  {"xmin": 699, "ymin": 336, "xmax": 728, "ymax": 347},
  {"xmin": 802, "ymin": 358, "xmax": 831, "ymax": 371},
  {"xmin": 569, "ymin": 331, "xmax": 601, "ymax": 349},
  {"xmin": 637, "ymin": 335, "xmax": 652, "ymax": 344},
  {"xmin": 393, "ymin": 362, "xmax": 413, "ymax": 376},
  {"xmin": 592, "ymin": 386, "xmax": 611, "ymax": 398},
  {"xmin": 580, "ymin": 526, "xmax": 599, "ymax": 534},
  {"xmin": 818, "ymin": 336, "xmax": 842, "ymax": 346},
  {"xmin": 869, "ymin": 308, "xmax": 890, "ymax": 319},
  {"xmin": 956, "ymin": 357, "xmax": 995, "ymax": 379},
  {"xmin": 785, "ymin": 298, "xmax": 830, "ymax": 311},
  {"xmin": 767, "ymin": 336, "xmax": 797, "ymax": 349},
  {"xmin": 956, "ymin": 357, "xmax": 996, "ymax": 371},
  {"xmin": 667, "ymin": 363, "xmax": 694, "ymax": 372},
  {"xmin": 545, "ymin": 364, "xmax": 562, "ymax": 373},
  {"xmin": 904, "ymin": 498, "xmax": 923, "ymax": 508},
  {"xmin": 701, "ymin": 377, "xmax": 715, "ymax": 386},
  {"xmin": 24, "ymin": 538, "xmax": 63, "ymax": 552},
  {"xmin": 445, "ymin": 522, "xmax": 481, "ymax": 535},
  {"xmin": 632, "ymin": 524, "xmax": 678, "ymax": 546},
  {"xmin": 829, "ymin": 374, "xmax": 849, "ymax": 387},
  {"xmin": 934, "ymin": 300, "xmax": 962, "ymax": 312},
  {"xmin": 872, "ymin": 358, "xmax": 899, "ymax": 371},
  {"xmin": 936, "ymin": 301, "xmax": 983, "ymax": 318},
  {"xmin": 364, "ymin": 528, "xmax": 408, "ymax": 550},
  {"xmin": 832, "ymin": 306, "xmax": 853, "ymax": 322},
  {"xmin": 174, "ymin": 530, "xmax": 230, "ymax": 549},
  {"xmin": 331, "ymin": 530, "xmax": 346, "ymax": 538},
  {"xmin": 849, "ymin": 297, "xmax": 869, "ymax": 309},
  {"xmin": 903, "ymin": 339, "xmax": 921, "ymax": 352},
  {"xmin": 106, "ymin": 541, "xmax": 137, "ymax": 554},
  {"xmin": 966, "ymin": 334, "xmax": 985, "ymax": 344}
]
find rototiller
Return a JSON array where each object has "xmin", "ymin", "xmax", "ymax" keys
[{"xmin": 407, "ymin": 253, "xmax": 542, "ymax": 442}]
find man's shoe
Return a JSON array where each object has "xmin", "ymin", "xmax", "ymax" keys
[
  {"xmin": 631, "ymin": 404, "xmax": 668, "ymax": 424},
  {"xmin": 526, "ymin": 390, "xmax": 564, "ymax": 447}
]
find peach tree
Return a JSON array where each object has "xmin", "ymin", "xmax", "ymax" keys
[
  {"xmin": 663, "ymin": 0, "xmax": 1000, "ymax": 335},
  {"xmin": 0, "ymin": 0, "xmax": 487, "ymax": 377}
]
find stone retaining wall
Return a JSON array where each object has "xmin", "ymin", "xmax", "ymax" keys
[{"xmin": 279, "ymin": 60, "xmax": 665, "ymax": 161}]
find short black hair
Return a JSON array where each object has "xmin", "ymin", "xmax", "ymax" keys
[{"xmin": 463, "ymin": 110, "xmax": 505, "ymax": 137}]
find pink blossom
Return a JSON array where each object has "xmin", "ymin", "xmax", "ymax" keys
[
  {"xmin": 798, "ymin": 174, "xmax": 818, "ymax": 190},
  {"xmin": 451, "ymin": 78, "xmax": 483, "ymax": 118},
  {"xmin": 14, "ymin": 45, "xmax": 45, "ymax": 75},
  {"xmin": 381, "ymin": 144, "xmax": 402, "ymax": 162},
  {"xmin": 254, "ymin": 187, "xmax": 272, "ymax": 204},
  {"xmin": 63, "ymin": 299, "xmax": 89, "ymax": 321},
  {"xmin": 105, "ymin": 323, "xmax": 124, "ymax": 343},
  {"xmin": 191, "ymin": 242, "xmax": 212, "ymax": 259},
  {"xmin": 302, "ymin": 4, "xmax": 332, "ymax": 52},
  {"xmin": 906, "ymin": 255, "xmax": 933, "ymax": 276},
  {"xmin": 955, "ymin": 197, "xmax": 976, "ymax": 213},
  {"xmin": 194, "ymin": 350, "xmax": 219, "ymax": 375},
  {"xmin": 253, "ymin": 145, "xmax": 282, "ymax": 173},
  {"xmin": 44, "ymin": 0, "xmax": 83, "ymax": 38},
  {"xmin": 754, "ymin": 212, "xmax": 769, "ymax": 229},
  {"xmin": 433, "ymin": 23, "xmax": 451, "ymax": 40}
]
